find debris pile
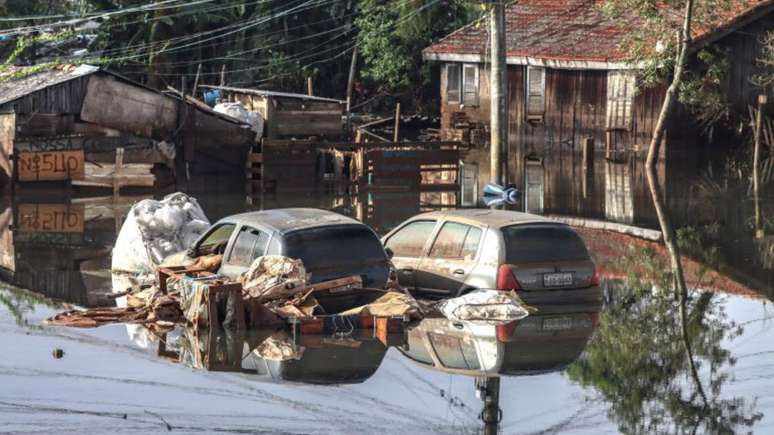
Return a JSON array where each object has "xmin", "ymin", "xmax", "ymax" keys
[
  {"xmin": 47, "ymin": 287, "xmax": 182, "ymax": 329},
  {"xmin": 48, "ymin": 255, "xmax": 421, "ymax": 329}
]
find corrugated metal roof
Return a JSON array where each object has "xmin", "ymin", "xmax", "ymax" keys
[
  {"xmin": 0, "ymin": 64, "xmax": 99, "ymax": 106},
  {"xmin": 200, "ymin": 84, "xmax": 346, "ymax": 104},
  {"xmin": 423, "ymin": 0, "xmax": 774, "ymax": 65}
]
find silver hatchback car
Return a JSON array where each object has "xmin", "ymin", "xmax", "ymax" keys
[{"xmin": 382, "ymin": 209, "xmax": 602, "ymax": 306}]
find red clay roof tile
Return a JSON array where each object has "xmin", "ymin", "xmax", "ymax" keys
[{"xmin": 424, "ymin": 0, "xmax": 773, "ymax": 63}]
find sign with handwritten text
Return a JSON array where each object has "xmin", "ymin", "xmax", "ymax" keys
[
  {"xmin": 17, "ymin": 204, "xmax": 85, "ymax": 233},
  {"xmin": 17, "ymin": 150, "xmax": 85, "ymax": 182}
]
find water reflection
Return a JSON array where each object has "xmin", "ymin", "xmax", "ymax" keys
[
  {"xmin": 155, "ymin": 327, "xmax": 394, "ymax": 385},
  {"xmin": 3, "ymin": 147, "xmax": 774, "ymax": 432}
]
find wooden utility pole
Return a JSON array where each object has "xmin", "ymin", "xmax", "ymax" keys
[
  {"xmin": 489, "ymin": 1, "xmax": 508, "ymax": 188},
  {"xmin": 346, "ymin": 47, "xmax": 358, "ymax": 113},
  {"xmin": 393, "ymin": 103, "xmax": 401, "ymax": 142},
  {"xmin": 307, "ymin": 77, "xmax": 314, "ymax": 96},
  {"xmin": 220, "ymin": 65, "xmax": 226, "ymax": 87},
  {"xmin": 754, "ymin": 94, "xmax": 767, "ymax": 239},
  {"xmin": 192, "ymin": 64, "xmax": 202, "ymax": 100}
]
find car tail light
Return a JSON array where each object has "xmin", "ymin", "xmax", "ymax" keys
[
  {"xmin": 496, "ymin": 320, "xmax": 519, "ymax": 342},
  {"xmin": 496, "ymin": 264, "xmax": 521, "ymax": 290},
  {"xmin": 590, "ymin": 266, "xmax": 600, "ymax": 286}
]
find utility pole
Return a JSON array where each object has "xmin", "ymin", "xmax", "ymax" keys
[{"xmin": 489, "ymin": 1, "xmax": 508, "ymax": 187}]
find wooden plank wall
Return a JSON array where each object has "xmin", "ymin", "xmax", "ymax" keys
[
  {"xmin": 714, "ymin": 14, "xmax": 774, "ymax": 114},
  {"xmin": 271, "ymin": 99, "xmax": 343, "ymax": 138},
  {"xmin": 81, "ymin": 74, "xmax": 178, "ymax": 139},
  {"xmin": 440, "ymin": 63, "xmax": 492, "ymax": 134}
]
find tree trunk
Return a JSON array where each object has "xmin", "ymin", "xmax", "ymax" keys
[
  {"xmin": 644, "ymin": 0, "xmax": 706, "ymax": 408},
  {"xmin": 644, "ymin": 0, "xmax": 694, "ymax": 300}
]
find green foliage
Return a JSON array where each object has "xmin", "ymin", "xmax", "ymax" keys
[
  {"xmin": 753, "ymin": 30, "xmax": 774, "ymax": 90},
  {"xmin": 565, "ymin": 248, "xmax": 761, "ymax": 434},
  {"xmin": 0, "ymin": 283, "xmax": 62, "ymax": 327},
  {"xmin": 356, "ymin": 0, "xmax": 477, "ymax": 96},
  {"xmin": 601, "ymin": 0, "xmax": 734, "ymax": 125},
  {"xmin": 679, "ymin": 47, "xmax": 731, "ymax": 128}
]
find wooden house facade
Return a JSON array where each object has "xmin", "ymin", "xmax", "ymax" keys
[{"xmin": 423, "ymin": 0, "xmax": 774, "ymax": 198}]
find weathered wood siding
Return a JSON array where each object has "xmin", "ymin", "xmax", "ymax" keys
[
  {"xmin": 0, "ymin": 75, "xmax": 90, "ymax": 114},
  {"xmin": 439, "ymin": 63, "xmax": 491, "ymax": 135},
  {"xmin": 713, "ymin": 13, "xmax": 774, "ymax": 113},
  {"xmin": 440, "ymin": 61, "xmax": 670, "ymax": 198}
]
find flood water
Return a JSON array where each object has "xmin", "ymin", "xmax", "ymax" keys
[{"xmin": 1, "ymin": 153, "xmax": 774, "ymax": 434}]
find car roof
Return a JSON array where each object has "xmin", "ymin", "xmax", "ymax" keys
[
  {"xmin": 409, "ymin": 209, "xmax": 563, "ymax": 229},
  {"xmin": 218, "ymin": 208, "xmax": 364, "ymax": 235}
]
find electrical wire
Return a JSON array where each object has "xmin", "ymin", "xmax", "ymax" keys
[
  {"xmin": 115, "ymin": 0, "xmax": 439, "ymax": 78},
  {"xmin": 0, "ymin": 0, "xmax": 215, "ymax": 35}
]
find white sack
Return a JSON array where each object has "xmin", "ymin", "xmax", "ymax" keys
[
  {"xmin": 111, "ymin": 192, "xmax": 210, "ymax": 279},
  {"xmin": 214, "ymin": 102, "xmax": 264, "ymax": 137},
  {"xmin": 436, "ymin": 290, "xmax": 531, "ymax": 325}
]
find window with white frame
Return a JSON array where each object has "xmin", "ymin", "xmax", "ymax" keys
[
  {"xmin": 446, "ymin": 63, "xmax": 479, "ymax": 106},
  {"xmin": 606, "ymin": 71, "xmax": 636, "ymax": 129},
  {"xmin": 526, "ymin": 66, "xmax": 546, "ymax": 119}
]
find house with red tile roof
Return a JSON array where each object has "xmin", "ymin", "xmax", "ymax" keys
[{"xmin": 423, "ymin": 0, "xmax": 774, "ymax": 207}]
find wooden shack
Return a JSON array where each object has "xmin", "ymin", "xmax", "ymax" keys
[
  {"xmin": 0, "ymin": 65, "xmax": 256, "ymax": 192},
  {"xmin": 423, "ymin": 0, "xmax": 774, "ymax": 196},
  {"xmin": 201, "ymin": 85, "xmax": 345, "ymax": 140}
]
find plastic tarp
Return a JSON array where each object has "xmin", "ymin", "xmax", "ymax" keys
[
  {"xmin": 435, "ymin": 290, "xmax": 531, "ymax": 325},
  {"xmin": 111, "ymin": 192, "xmax": 210, "ymax": 279},
  {"xmin": 214, "ymin": 102, "xmax": 264, "ymax": 137}
]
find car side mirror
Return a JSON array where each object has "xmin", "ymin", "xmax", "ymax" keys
[
  {"xmin": 385, "ymin": 247, "xmax": 394, "ymax": 260},
  {"xmin": 186, "ymin": 247, "xmax": 199, "ymax": 258}
]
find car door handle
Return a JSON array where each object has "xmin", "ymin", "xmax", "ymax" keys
[{"xmin": 452, "ymin": 269, "xmax": 465, "ymax": 275}]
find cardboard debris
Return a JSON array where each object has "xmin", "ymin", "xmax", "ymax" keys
[
  {"xmin": 339, "ymin": 291, "xmax": 420, "ymax": 319},
  {"xmin": 190, "ymin": 254, "xmax": 223, "ymax": 272},
  {"xmin": 240, "ymin": 255, "xmax": 308, "ymax": 302},
  {"xmin": 254, "ymin": 331, "xmax": 305, "ymax": 361}
]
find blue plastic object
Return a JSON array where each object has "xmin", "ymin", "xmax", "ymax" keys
[{"xmin": 482, "ymin": 183, "xmax": 521, "ymax": 207}]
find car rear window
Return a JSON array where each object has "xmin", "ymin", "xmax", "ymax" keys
[
  {"xmin": 284, "ymin": 225, "xmax": 386, "ymax": 269},
  {"xmin": 502, "ymin": 225, "xmax": 590, "ymax": 263}
]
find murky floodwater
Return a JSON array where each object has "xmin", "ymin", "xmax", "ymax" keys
[{"xmin": 1, "ymin": 154, "xmax": 774, "ymax": 433}]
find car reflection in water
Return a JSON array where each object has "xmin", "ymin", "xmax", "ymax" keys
[
  {"xmin": 153, "ymin": 325, "xmax": 399, "ymax": 386},
  {"xmin": 400, "ymin": 302, "xmax": 600, "ymax": 434}
]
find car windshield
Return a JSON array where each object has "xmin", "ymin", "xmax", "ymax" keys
[
  {"xmin": 284, "ymin": 225, "xmax": 386, "ymax": 270},
  {"xmin": 502, "ymin": 224, "xmax": 590, "ymax": 263}
]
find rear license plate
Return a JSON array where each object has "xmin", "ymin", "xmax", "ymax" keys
[
  {"xmin": 543, "ymin": 272, "xmax": 573, "ymax": 287},
  {"xmin": 542, "ymin": 317, "xmax": 573, "ymax": 331}
]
